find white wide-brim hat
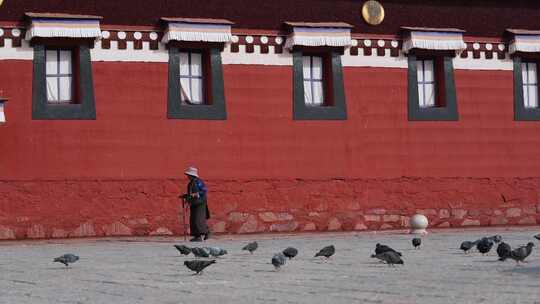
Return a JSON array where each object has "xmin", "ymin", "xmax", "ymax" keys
[{"xmin": 184, "ymin": 166, "xmax": 199, "ymax": 177}]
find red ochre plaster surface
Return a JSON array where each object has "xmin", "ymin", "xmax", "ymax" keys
[{"xmin": 0, "ymin": 60, "xmax": 539, "ymax": 239}]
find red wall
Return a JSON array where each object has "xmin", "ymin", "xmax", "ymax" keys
[{"xmin": 1, "ymin": 59, "xmax": 540, "ymax": 239}]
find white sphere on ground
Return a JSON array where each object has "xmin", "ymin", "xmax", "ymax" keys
[{"xmin": 409, "ymin": 214, "xmax": 429, "ymax": 234}]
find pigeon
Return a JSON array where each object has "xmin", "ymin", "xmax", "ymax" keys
[
  {"xmin": 53, "ymin": 254, "xmax": 79, "ymax": 267},
  {"xmin": 191, "ymin": 247, "xmax": 210, "ymax": 258},
  {"xmin": 371, "ymin": 251, "xmax": 404, "ymax": 266},
  {"xmin": 509, "ymin": 242, "xmax": 535, "ymax": 265},
  {"xmin": 534, "ymin": 234, "xmax": 540, "ymax": 241},
  {"xmin": 412, "ymin": 238, "xmax": 421, "ymax": 249},
  {"xmin": 184, "ymin": 260, "xmax": 216, "ymax": 274},
  {"xmin": 486, "ymin": 235, "xmax": 503, "ymax": 243},
  {"xmin": 496, "ymin": 242, "xmax": 512, "ymax": 261},
  {"xmin": 282, "ymin": 247, "xmax": 298, "ymax": 259},
  {"xmin": 174, "ymin": 245, "xmax": 192, "ymax": 255},
  {"xmin": 476, "ymin": 237, "xmax": 494, "ymax": 255},
  {"xmin": 315, "ymin": 245, "xmax": 335, "ymax": 258},
  {"xmin": 375, "ymin": 243, "xmax": 402, "ymax": 256},
  {"xmin": 271, "ymin": 252, "xmax": 287, "ymax": 270},
  {"xmin": 242, "ymin": 241, "xmax": 258, "ymax": 254},
  {"xmin": 460, "ymin": 241, "xmax": 476, "ymax": 253},
  {"xmin": 204, "ymin": 247, "xmax": 228, "ymax": 257}
]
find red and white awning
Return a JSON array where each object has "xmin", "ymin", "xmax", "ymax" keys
[
  {"xmin": 402, "ymin": 27, "xmax": 467, "ymax": 54},
  {"xmin": 161, "ymin": 18, "xmax": 233, "ymax": 43},
  {"xmin": 25, "ymin": 13, "xmax": 102, "ymax": 40},
  {"xmin": 507, "ymin": 29, "xmax": 540, "ymax": 54},
  {"xmin": 284, "ymin": 22, "xmax": 353, "ymax": 49}
]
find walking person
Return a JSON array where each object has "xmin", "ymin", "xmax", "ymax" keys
[{"xmin": 183, "ymin": 166, "xmax": 210, "ymax": 242}]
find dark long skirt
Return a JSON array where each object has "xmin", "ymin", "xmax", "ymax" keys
[{"xmin": 190, "ymin": 200, "xmax": 209, "ymax": 237}]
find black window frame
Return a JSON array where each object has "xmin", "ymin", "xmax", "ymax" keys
[
  {"xmin": 407, "ymin": 50, "xmax": 459, "ymax": 121},
  {"xmin": 167, "ymin": 42, "xmax": 227, "ymax": 120},
  {"xmin": 292, "ymin": 47, "xmax": 347, "ymax": 120},
  {"xmin": 32, "ymin": 38, "xmax": 96, "ymax": 120},
  {"xmin": 513, "ymin": 54, "xmax": 540, "ymax": 121}
]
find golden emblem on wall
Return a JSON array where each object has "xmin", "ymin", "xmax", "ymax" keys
[
  {"xmin": 362, "ymin": 0, "xmax": 385, "ymax": 26},
  {"xmin": 0, "ymin": 0, "xmax": 4, "ymax": 7}
]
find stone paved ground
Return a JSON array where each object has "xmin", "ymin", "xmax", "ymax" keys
[{"xmin": 1, "ymin": 227, "xmax": 540, "ymax": 304}]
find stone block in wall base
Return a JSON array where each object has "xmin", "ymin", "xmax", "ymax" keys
[
  {"xmin": 364, "ymin": 215, "xmax": 380, "ymax": 222},
  {"xmin": 302, "ymin": 222, "xmax": 317, "ymax": 231},
  {"xmin": 380, "ymin": 224, "xmax": 393, "ymax": 230},
  {"xmin": 354, "ymin": 222, "xmax": 367, "ymax": 231},
  {"xmin": 383, "ymin": 215, "xmax": 400, "ymax": 222},
  {"xmin": 128, "ymin": 218, "xmax": 150, "ymax": 227},
  {"xmin": 437, "ymin": 222, "xmax": 451, "ymax": 228},
  {"xmin": 0, "ymin": 225, "xmax": 16, "ymax": 239},
  {"xmin": 258, "ymin": 212, "xmax": 277, "ymax": 222},
  {"xmin": 52, "ymin": 228, "xmax": 68, "ymax": 238},
  {"xmin": 461, "ymin": 219, "xmax": 481, "ymax": 226},
  {"xmin": 70, "ymin": 222, "xmax": 96, "ymax": 237},
  {"xmin": 417, "ymin": 209, "xmax": 437, "ymax": 216},
  {"xmin": 452, "ymin": 209, "xmax": 467, "ymax": 219},
  {"xmin": 149, "ymin": 227, "xmax": 173, "ymax": 236},
  {"xmin": 270, "ymin": 221, "xmax": 299, "ymax": 232},
  {"xmin": 104, "ymin": 222, "xmax": 132, "ymax": 236},
  {"xmin": 27, "ymin": 224, "xmax": 46, "ymax": 239},
  {"xmin": 238, "ymin": 215, "xmax": 259, "ymax": 234},
  {"xmin": 506, "ymin": 208, "xmax": 522, "ymax": 218},
  {"xmin": 327, "ymin": 218, "xmax": 342, "ymax": 231},
  {"xmin": 211, "ymin": 221, "xmax": 227, "ymax": 233},
  {"xmin": 228, "ymin": 212, "xmax": 249, "ymax": 223},
  {"xmin": 439, "ymin": 209, "xmax": 450, "ymax": 219},
  {"xmin": 518, "ymin": 216, "xmax": 537, "ymax": 225},
  {"xmin": 523, "ymin": 206, "xmax": 537, "ymax": 215},
  {"xmin": 400, "ymin": 216, "xmax": 410, "ymax": 228},
  {"xmin": 490, "ymin": 216, "xmax": 508, "ymax": 226}
]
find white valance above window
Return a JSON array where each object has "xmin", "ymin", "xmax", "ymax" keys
[
  {"xmin": 402, "ymin": 27, "xmax": 466, "ymax": 54},
  {"xmin": 161, "ymin": 18, "xmax": 233, "ymax": 43},
  {"xmin": 25, "ymin": 12, "xmax": 102, "ymax": 40},
  {"xmin": 284, "ymin": 22, "xmax": 353, "ymax": 49},
  {"xmin": 507, "ymin": 29, "xmax": 540, "ymax": 54}
]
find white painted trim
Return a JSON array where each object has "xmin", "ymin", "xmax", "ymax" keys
[
  {"xmin": 221, "ymin": 44, "xmax": 292, "ymax": 66},
  {"xmin": 0, "ymin": 38, "xmax": 515, "ymax": 71},
  {"xmin": 0, "ymin": 39, "xmax": 33, "ymax": 60},
  {"xmin": 341, "ymin": 49, "xmax": 407, "ymax": 68},
  {"xmin": 453, "ymin": 51, "xmax": 513, "ymax": 71},
  {"xmin": 90, "ymin": 40, "xmax": 168, "ymax": 62}
]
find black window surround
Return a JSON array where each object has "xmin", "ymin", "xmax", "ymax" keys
[
  {"xmin": 407, "ymin": 51, "xmax": 459, "ymax": 121},
  {"xmin": 167, "ymin": 41, "xmax": 227, "ymax": 120},
  {"xmin": 32, "ymin": 38, "xmax": 96, "ymax": 120},
  {"xmin": 292, "ymin": 47, "xmax": 347, "ymax": 120},
  {"xmin": 513, "ymin": 54, "xmax": 540, "ymax": 121}
]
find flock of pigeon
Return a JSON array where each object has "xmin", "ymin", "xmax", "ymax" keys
[{"xmin": 52, "ymin": 233, "xmax": 540, "ymax": 275}]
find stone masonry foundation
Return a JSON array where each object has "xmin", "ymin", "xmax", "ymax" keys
[{"xmin": 1, "ymin": 177, "xmax": 539, "ymax": 240}]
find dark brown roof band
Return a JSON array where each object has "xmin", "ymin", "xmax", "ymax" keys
[
  {"xmin": 25, "ymin": 12, "xmax": 103, "ymax": 20},
  {"xmin": 506, "ymin": 29, "xmax": 540, "ymax": 35},
  {"xmin": 284, "ymin": 22, "xmax": 353, "ymax": 29},
  {"xmin": 160, "ymin": 17, "xmax": 234, "ymax": 25},
  {"xmin": 401, "ymin": 26, "xmax": 465, "ymax": 33}
]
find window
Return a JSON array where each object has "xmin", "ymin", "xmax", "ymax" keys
[
  {"xmin": 521, "ymin": 62, "xmax": 538, "ymax": 109},
  {"xmin": 32, "ymin": 42, "xmax": 96, "ymax": 120},
  {"xmin": 46, "ymin": 49, "xmax": 74, "ymax": 104},
  {"xmin": 303, "ymin": 55, "xmax": 325, "ymax": 106},
  {"xmin": 167, "ymin": 44, "xmax": 227, "ymax": 120},
  {"xmin": 292, "ymin": 50, "xmax": 347, "ymax": 120},
  {"xmin": 417, "ymin": 59, "xmax": 436, "ymax": 108},
  {"xmin": 407, "ymin": 53, "xmax": 458, "ymax": 121},
  {"xmin": 513, "ymin": 56, "xmax": 540, "ymax": 120},
  {"xmin": 179, "ymin": 52, "xmax": 204, "ymax": 105}
]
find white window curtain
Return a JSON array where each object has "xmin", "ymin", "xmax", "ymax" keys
[
  {"xmin": 45, "ymin": 49, "xmax": 73, "ymax": 103},
  {"xmin": 417, "ymin": 59, "xmax": 436, "ymax": 108},
  {"xmin": 302, "ymin": 55, "xmax": 324, "ymax": 106},
  {"xmin": 0, "ymin": 102, "xmax": 5, "ymax": 123},
  {"xmin": 179, "ymin": 52, "xmax": 204, "ymax": 105},
  {"xmin": 522, "ymin": 62, "xmax": 538, "ymax": 108}
]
